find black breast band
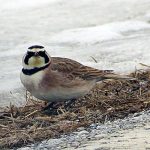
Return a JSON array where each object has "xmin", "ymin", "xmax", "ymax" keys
[{"xmin": 22, "ymin": 63, "xmax": 50, "ymax": 76}]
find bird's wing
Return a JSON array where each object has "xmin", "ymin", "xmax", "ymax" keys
[{"xmin": 51, "ymin": 57, "xmax": 114, "ymax": 81}]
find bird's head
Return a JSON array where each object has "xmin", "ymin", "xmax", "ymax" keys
[{"xmin": 22, "ymin": 45, "xmax": 51, "ymax": 69}]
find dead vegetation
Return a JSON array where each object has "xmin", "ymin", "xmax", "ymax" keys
[{"xmin": 1, "ymin": 68, "xmax": 150, "ymax": 149}]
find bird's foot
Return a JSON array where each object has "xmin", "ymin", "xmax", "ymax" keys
[
  {"xmin": 41, "ymin": 102, "xmax": 58, "ymax": 115},
  {"xmin": 64, "ymin": 99, "xmax": 76, "ymax": 110},
  {"xmin": 41, "ymin": 99, "xmax": 77, "ymax": 115}
]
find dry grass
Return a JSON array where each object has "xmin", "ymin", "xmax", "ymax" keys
[{"xmin": 1, "ymin": 68, "xmax": 150, "ymax": 149}]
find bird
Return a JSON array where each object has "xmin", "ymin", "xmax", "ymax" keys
[{"xmin": 20, "ymin": 45, "xmax": 133, "ymax": 103}]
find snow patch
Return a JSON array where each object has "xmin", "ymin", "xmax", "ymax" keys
[
  {"xmin": 0, "ymin": 0, "xmax": 61, "ymax": 11},
  {"xmin": 50, "ymin": 21, "xmax": 150, "ymax": 44}
]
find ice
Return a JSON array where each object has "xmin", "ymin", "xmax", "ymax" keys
[{"xmin": 0, "ymin": 0, "xmax": 150, "ymax": 106}]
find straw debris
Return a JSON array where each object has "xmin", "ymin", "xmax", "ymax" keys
[{"xmin": 1, "ymin": 68, "xmax": 150, "ymax": 148}]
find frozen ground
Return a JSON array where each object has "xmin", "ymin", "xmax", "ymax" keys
[{"xmin": 1, "ymin": 0, "xmax": 150, "ymax": 149}]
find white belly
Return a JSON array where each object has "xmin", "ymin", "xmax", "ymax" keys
[
  {"xmin": 20, "ymin": 71, "xmax": 96, "ymax": 102},
  {"xmin": 20, "ymin": 70, "xmax": 43, "ymax": 93},
  {"xmin": 37, "ymin": 82, "xmax": 95, "ymax": 102}
]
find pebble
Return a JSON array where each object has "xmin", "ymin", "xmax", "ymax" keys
[
  {"xmin": 144, "ymin": 125, "xmax": 150, "ymax": 130},
  {"xmin": 77, "ymin": 127, "xmax": 85, "ymax": 131},
  {"xmin": 78, "ymin": 130, "xmax": 89, "ymax": 136},
  {"xmin": 17, "ymin": 110, "xmax": 150, "ymax": 150}
]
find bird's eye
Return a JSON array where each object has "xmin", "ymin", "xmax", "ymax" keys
[
  {"xmin": 24, "ymin": 51, "xmax": 35, "ymax": 65},
  {"xmin": 37, "ymin": 50, "xmax": 49, "ymax": 63},
  {"xmin": 38, "ymin": 51, "xmax": 46, "ymax": 57},
  {"xmin": 27, "ymin": 51, "xmax": 35, "ymax": 56}
]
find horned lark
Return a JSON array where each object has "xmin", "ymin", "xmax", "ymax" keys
[{"xmin": 20, "ymin": 45, "xmax": 132, "ymax": 102}]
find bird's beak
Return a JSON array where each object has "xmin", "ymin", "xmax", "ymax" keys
[{"xmin": 34, "ymin": 52, "xmax": 39, "ymax": 57}]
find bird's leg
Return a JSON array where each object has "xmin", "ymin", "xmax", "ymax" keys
[
  {"xmin": 42, "ymin": 99, "xmax": 77, "ymax": 114},
  {"xmin": 42, "ymin": 102, "xmax": 64, "ymax": 115},
  {"xmin": 64, "ymin": 99, "xmax": 77, "ymax": 110},
  {"xmin": 42, "ymin": 102, "xmax": 56, "ymax": 111}
]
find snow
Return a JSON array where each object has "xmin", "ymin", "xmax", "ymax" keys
[
  {"xmin": 50, "ymin": 21, "xmax": 150, "ymax": 44},
  {"xmin": 0, "ymin": 0, "xmax": 150, "ymax": 107},
  {"xmin": 0, "ymin": 0, "xmax": 60, "ymax": 11}
]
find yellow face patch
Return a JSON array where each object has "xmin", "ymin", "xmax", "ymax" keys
[{"xmin": 28, "ymin": 56, "xmax": 45, "ymax": 67}]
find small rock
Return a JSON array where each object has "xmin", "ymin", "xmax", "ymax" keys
[
  {"xmin": 71, "ymin": 141, "xmax": 80, "ymax": 147},
  {"xmin": 90, "ymin": 123, "xmax": 97, "ymax": 129},
  {"xmin": 144, "ymin": 125, "xmax": 150, "ymax": 130},
  {"xmin": 78, "ymin": 130, "xmax": 89, "ymax": 136},
  {"xmin": 77, "ymin": 127, "xmax": 85, "ymax": 131}
]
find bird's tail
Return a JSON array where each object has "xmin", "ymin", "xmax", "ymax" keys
[
  {"xmin": 101, "ymin": 72, "xmax": 135, "ymax": 81},
  {"xmin": 79, "ymin": 66, "xmax": 135, "ymax": 81}
]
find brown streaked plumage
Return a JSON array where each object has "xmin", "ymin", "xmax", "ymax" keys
[
  {"xmin": 20, "ymin": 45, "xmax": 133, "ymax": 102},
  {"xmin": 51, "ymin": 57, "xmax": 114, "ymax": 81}
]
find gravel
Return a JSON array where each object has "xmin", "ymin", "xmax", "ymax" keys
[{"xmin": 18, "ymin": 110, "xmax": 150, "ymax": 150}]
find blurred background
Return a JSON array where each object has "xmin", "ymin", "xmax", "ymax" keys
[{"xmin": 0, "ymin": 0, "xmax": 150, "ymax": 106}]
